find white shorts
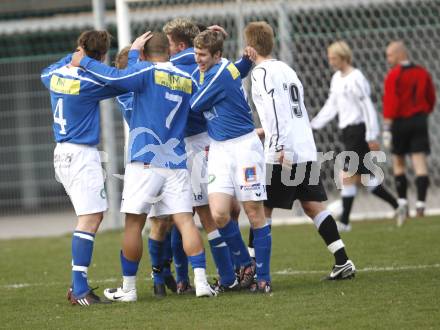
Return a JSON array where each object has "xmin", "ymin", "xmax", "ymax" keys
[
  {"xmin": 121, "ymin": 162, "xmax": 193, "ymax": 217},
  {"xmin": 54, "ymin": 143, "xmax": 107, "ymax": 216},
  {"xmin": 185, "ymin": 132, "xmax": 210, "ymax": 207},
  {"xmin": 208, "ymin": 131, "xmax": 267, "ymax": 201}
]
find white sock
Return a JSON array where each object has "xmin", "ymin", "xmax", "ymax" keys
[
  {"xmin": 248, "ymin": 247, "xmax": 255, "ymax": 258},
  {"xmin": 398, "ymin": 198, "xmax": 408, "ymax": 206},
  {"xmin": 193, "ymin": 267, "xmax": 207, "ymax": 284},
  {"xmin": 122, "ymin": 275, "xmax": 136, "ymax": 292}
]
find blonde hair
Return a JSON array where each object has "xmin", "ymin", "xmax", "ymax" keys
[
  {"xmin": 328, "ymin": 41, "xmax": 352, "ymax": 64},
  {"xmin": 244, "ymin": 21, "xmax": 274, "ymax": 57},
  {"xmin": 114, "ymin": 45, "xmax": 131, "ymax": 69},
  {"xmin": 163, "ymin": 18, "xmax": 200, "ymax": 47}
]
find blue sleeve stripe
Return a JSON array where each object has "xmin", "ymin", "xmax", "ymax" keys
[
  {"xmin": 190, "ymin": 59, "xmax": 228, "ymax": 108},
  {"xmin": 86, "ymin": 65, "xmax": 154, "ymax": 81}
]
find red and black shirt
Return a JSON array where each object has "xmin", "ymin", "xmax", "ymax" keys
[{"xmin": 383, "ymin": 63, "xmax": 436, "ymax": 119}]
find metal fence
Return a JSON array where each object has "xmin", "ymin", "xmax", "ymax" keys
[{"xmin": 0, "ymin": 0, "xmax": 439, "ymax": 216}]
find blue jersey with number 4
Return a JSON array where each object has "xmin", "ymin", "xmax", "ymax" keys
[
  {"xmin": 79, "ymin": 51, "xmax": 193, "ymax": 169},
  {"xmin": 41, "ymin": 54, "xmax": 123, "ymax": 145},
  {"xmin": 190, "ymin": 59, "xmax": 255, "ymax": 141}
]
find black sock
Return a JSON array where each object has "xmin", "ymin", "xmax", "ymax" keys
[
  {"xmin": 341, "ymin": 196, "xmax": 355, "ymax": 225},
  {"xmin": 415, "ymin": 176, "xmax": 429, "ymax": 202},
  {"xmin": 248, "ymin": 228, "xmax": 254, "ymax": 248},
  {"xmin": 318, "ymin": 215, "xmax": 348, "ymax": 265},
  {"xmin": 395, "ymin": 175, "xmax": 407, "ymax": 199},
  {"xmin": 371, "ymin": 184, "xmax": 399, "ymax": 209}
]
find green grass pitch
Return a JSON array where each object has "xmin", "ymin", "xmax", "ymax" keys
[{"xmin": 1, "ymin": 216, "xmax": 439, "ymax": 329}]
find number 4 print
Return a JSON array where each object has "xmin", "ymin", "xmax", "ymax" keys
[{"xmin": 54, "ymin": 98, "xmax": 67, "ymax": 134}]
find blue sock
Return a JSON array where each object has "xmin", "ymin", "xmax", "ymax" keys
[
  {"xmin": 188, "ymin": 251, "xmax": 206, "ymax": 270},
  {"xmin": 71, "ymin": 231, "xmax": 95, "ymax": 297},
  {"xmin": 218, "ymin": 220, "xmax": 252, "ymax": 268},
  {"xmin": 162, "ymin": 231, "xmax": 172, "ymax": 278},
  {"xmin": 148, "ymin": 238, "xmax": 164, "ymax": 285},
  {"xmin": 120, "ymin": 250, "xmax": 139, "ymax": 276},
  {"xmin": 229, "ymin": 220, "xmax": 241, "ymax": 270},
  {"xmin": 253, "ymin": 225, "xmax": 272, "ymax": 282},
  {"xmin": 171, "ymin": 226, "xmax": 189, "ymax": 283},
  {"xmin": 208, "ymin": 230, "xmax": 236, "ymax": 286}
]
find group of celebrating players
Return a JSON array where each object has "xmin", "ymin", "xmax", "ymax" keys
[{"xmin": 42, "ymin": 17, "xmax": 433, "ymax": 307}]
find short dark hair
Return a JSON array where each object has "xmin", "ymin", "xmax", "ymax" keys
[
  {"xmin": 193, "ymin": 30, "xmax": 224, "ymax": 55},
  {"xmin": 143, "ymin": 32, "xmax": 170, "ymax": 59},
  {"xmin": 77, "ymin": 30, "xmax": 112, "ymax": 60}
]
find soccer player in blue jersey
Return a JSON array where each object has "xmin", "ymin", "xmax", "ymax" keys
[
  {"xmin": 158, "ymin": 18, "xmax": 259, "ymax": 292},
  {"xmin": 115, "ymin": 45, "xmax": 177, "ymax": 295},
  {"xmin": 41, "ymin": 30, "xmax": 127, "ymax": 306},
  {"xmin": 71, "ymin": 31, "xmax": 216, "ymax": 299},
  {"xmin": 191, "ymin": 30, "xmax": 272, "ymax": 293}
]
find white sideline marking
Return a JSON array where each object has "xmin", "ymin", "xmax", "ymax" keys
[
  {"xmin": 4, "ymin": 264, "xmax": 440, "ymax": 289},
  {"xmin": 274, "ymin": 263, "xmax": 440, "ymax": 276}
]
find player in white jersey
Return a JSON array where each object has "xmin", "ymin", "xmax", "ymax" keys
[
  {"xmin": 41, "ymin": 30, "xmax": 126, "ymax": 306},
  {"xmin": 310, "ymin": 41, "xmax": 402, "ymax": 230},
  {"xmin": 245, "ymin": 21, "xmax": 356, "ymax": 280}
]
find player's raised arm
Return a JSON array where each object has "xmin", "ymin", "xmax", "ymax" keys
[{"xmin": 40, "ymin": 54, "xmax": 72, "ymax": 88}]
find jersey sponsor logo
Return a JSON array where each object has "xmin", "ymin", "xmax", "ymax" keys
[
  {"xmin": 243, "ymin": 166, "xmax": 257, "ymax": 183},
  {"xmin": 50, "ymin": 75, "xmax": 80, "ymax": 95},
  {"xmin": 154, "ymin": 71, "xmax": 192, "ymax": 94},
  {"xmin": 226, "ymin": 63, "xmax": 240, "ymax": 80},
  {"xmin": 239, "ymin": 183, "xmax": 261, "ymax": 191}
]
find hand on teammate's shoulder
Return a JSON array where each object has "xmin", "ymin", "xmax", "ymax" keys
[
  {"xmin": 243, "ymin": 46, "xmax": 257, "ymax": 62},
  {"xmin": 71, "ymin": 47, "xmax": 85, "ymax": 67}
]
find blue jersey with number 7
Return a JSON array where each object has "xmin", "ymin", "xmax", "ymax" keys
[
  {"xmin": 78, "ymin": 51, "xmax": 194, "ymax": 169},
  {"xmin": 41, "ymin": 54, "xmax": 124, "ymax": 146}
]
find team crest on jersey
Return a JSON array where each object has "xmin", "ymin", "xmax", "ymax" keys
[{"xmin": 243, "ymin": 166, "xmax": 257, "ymax": 183}]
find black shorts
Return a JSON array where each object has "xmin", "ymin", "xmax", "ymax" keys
[
  {"xmin": 391, "ymin": 113, "xmax": 430, "ymax": 155},
  {"xmin": 265, "ymin": 162, "xmax": 328, "ymax": 210},
  {"xmin": 341, "ymin": 123, "xmax": 371, "ymax": 175}
]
